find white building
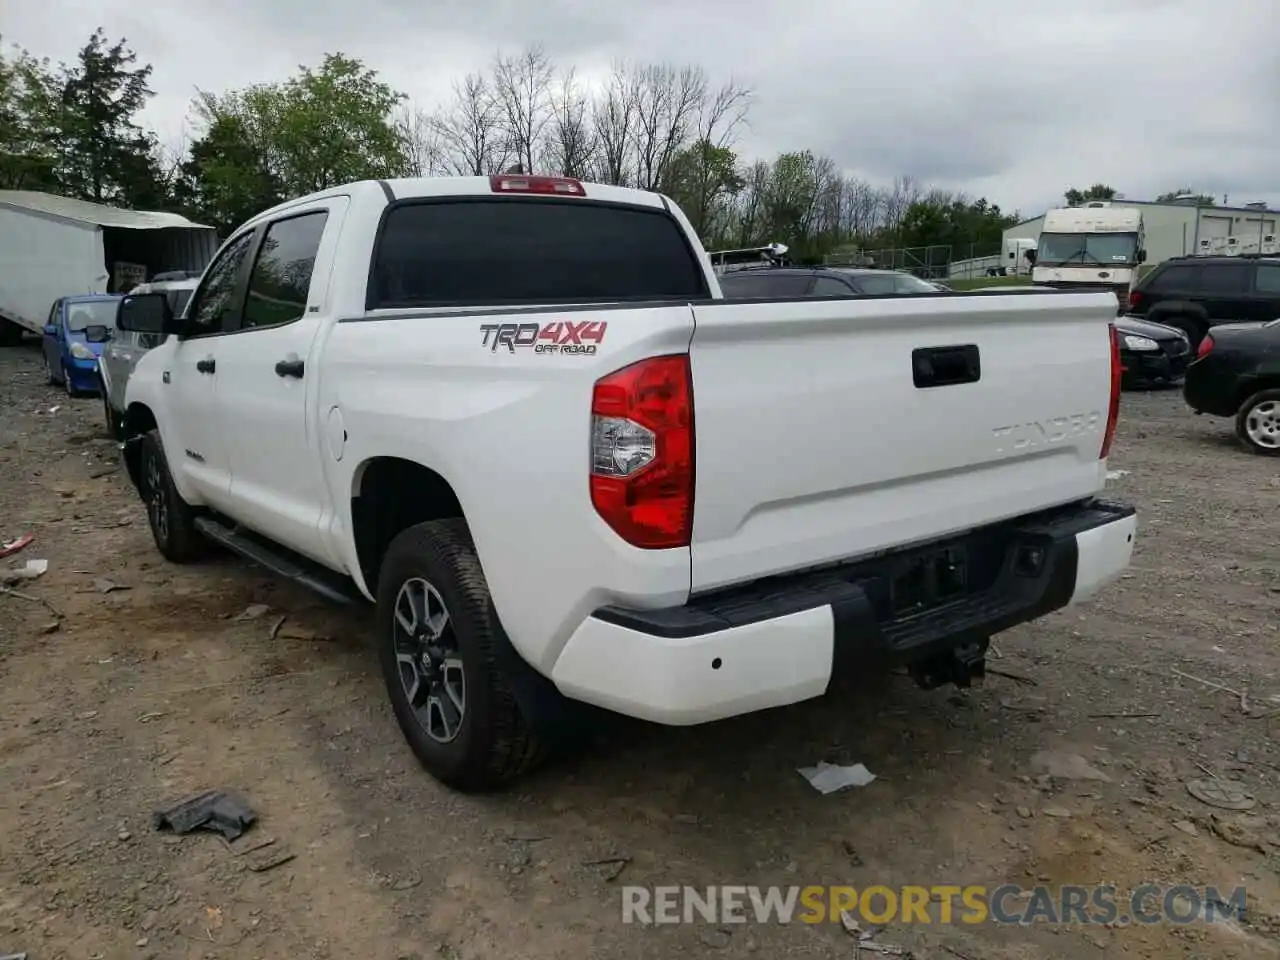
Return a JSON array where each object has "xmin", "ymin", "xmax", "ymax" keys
[{"xmin": 1004, "ymin": 198, "xmax": 1277, "ymax": 266}]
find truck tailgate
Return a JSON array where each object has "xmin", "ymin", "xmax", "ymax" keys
[{"xmin": 687, "ymin": 292, "xmax": 1117, "ymax": 592}]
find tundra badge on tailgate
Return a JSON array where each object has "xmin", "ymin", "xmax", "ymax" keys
[{"xmin": 479, "ymin": 320, "xmax": 607, "ymax": 356}]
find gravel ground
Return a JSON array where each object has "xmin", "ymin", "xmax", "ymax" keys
[{"xmin": 1, "ymin": 337, "xmax": 1279, "ymax": 960}]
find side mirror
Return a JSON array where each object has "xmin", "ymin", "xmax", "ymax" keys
[
  {"xmin": 43, "ymin": 323, "xmax": 58, "ymax": 336},
  {"xmin": 84, "ymin": 324, "xmax": 111, "ymax": 343},
  {"xmin": 1025, "ymin": 250, "xmax": 1037, "ymax": 265},
  {"xmin": 1136, "ymin": 249, "xmax": 1147, "ymax": 263},
  {"xmin": 117, "ymin": 292, "xmax": 176, "ymax": 336}
]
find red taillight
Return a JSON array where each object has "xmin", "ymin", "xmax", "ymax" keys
[
  {"xmin": 1128, "ymin": 290, "xmax": 1142, "ymax": 311},
  {"xmin": 1100, "ymin": 324, "xmax": 1122, "ymax": 460},
  {"xmin": 1197, "ymin": 334, "xmax": 1214, "ymax": 359},
  {"xmin": 489, "ymin": 174, "xmax": 585, "ymax": 196},
  {"xmin": 590, "ymin": 356, "xmax": 694, "ymax": 549}
]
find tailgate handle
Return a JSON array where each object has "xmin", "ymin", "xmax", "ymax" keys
[{"xmin": 912, "ymin": 344, "xmax": 980, "ymax": 389}]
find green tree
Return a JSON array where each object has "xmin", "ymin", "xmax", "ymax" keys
[
  {"xmin": 662, "ymin": 139, "xmax": 744, "ymax": 239},
  {"xmin": 898, "ymin": 195, "xmax": 1018, "ymax": 251},
  {"xmin": 1155, "ymin": 187, "xmax": 1215, "ymax": 205},
  {"xmin": 0, "ymin": 40, "xmax": 61, "ymax": 190},
  {"xmin": 1063, "ymin": 183, "xmax": 1117, "ymax": 206},
  {"xmin": 54, "ymin": 28, "xmax": 162, "ymax": 205},
  {"xmin": 179, "ymin": 54, "xmax": 409, "ymax": 234}
]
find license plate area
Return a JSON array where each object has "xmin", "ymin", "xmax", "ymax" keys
[{"xmin": 890, "ymin": 545, "xmax": 969, "ymax": 616}]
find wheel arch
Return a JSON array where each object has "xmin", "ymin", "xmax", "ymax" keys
[
  {"xmin": 349, "ymin": 456, "xmax": 466, "ymax": 594},
  {"xmin": 120, "ymin": 402, "xmax": 159, "ymax": 491}
]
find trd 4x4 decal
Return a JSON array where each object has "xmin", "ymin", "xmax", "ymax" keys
[{"xmin": 479, "ymin": 320, "xmax": 607, "ymax": 355}]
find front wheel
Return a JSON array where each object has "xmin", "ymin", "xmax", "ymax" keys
[
  {"xmin": 139, "ymin": 430, "xmax": 207, "ymax": 561},
  {"xmin": 1160, "ymin": 315, "xmax": 1204, "ymax": 349},
  {"xmin": 376, "ymin": 519, "xmax": 543, "ymax": 792},
  {"xmin": 1236, "ymin": 389, "xmax": 1280, "ymax": 456}
]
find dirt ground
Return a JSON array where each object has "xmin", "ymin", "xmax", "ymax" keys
[{"xmin": 2, "ymin": 338, "xmax": 1279, "ymax": 960}]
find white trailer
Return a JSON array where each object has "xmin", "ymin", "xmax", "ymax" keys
[{"xmin": 0, "ymin": 191, "xmax": 217, "ymax": 345}]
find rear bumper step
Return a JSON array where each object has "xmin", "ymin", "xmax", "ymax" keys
[{"xmin": 550, "ymin": 499, "xmax": 1135, "ymax": 725}]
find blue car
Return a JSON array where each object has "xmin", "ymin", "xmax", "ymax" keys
[{"xmin": 41, "ymin": 294, "xmax": 122, "ymax": 396}]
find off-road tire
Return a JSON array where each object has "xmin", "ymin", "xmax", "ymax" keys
[
  {"xmin": 1235, "ymin": 388, "xmax": 1280, "ymax": 457},
  {"xmin": 376, "ymin": 519, "xmax": 543, "ymax": 792},
  {"xmin": 139, "ymin": 430, "xmax": 207, "ymax": 561},
  {"xmin": 1161, "ymin": 315, "xmax": 1204, "ymax": 349}
]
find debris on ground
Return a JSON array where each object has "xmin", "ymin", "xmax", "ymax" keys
[
  {"xmin": 234, "ymin": 603, "xmax": 272, "ymax": 621},
  {"xmin": 153, "ymin": 790, "xmax": 258, "ymax": 841},
  {"xmin": 1029, "ymin": 750, "xmax": 1112, "ymax": 782},
  {"xmin": 2, "ymin": 559, "xmax": 48, "ymax": 585},
  {"xmin": 1186, "ymin": 778, "xmax": 1256, "ymax": 811},
  {"xmin": 583, "ymin": 856, "xmax": 631, "ymax": 882},
  {"xmin": 0, "ymin": 533, "xmax": 34, "ymax": 558},
  {"xmin": 1106, "ymin": 469, "xmax": 1130, "ymax": 480},
  {"xmin": 93, "ymin": 578, "xmax": 129, "ymax": 594},
  {"xmin": 798, "ymin": 761, "xmax": 877, "ymax": 794}
]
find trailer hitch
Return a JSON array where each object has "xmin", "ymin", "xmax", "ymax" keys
[{"xmin": 909, "ymin": 639, "xmax": 989, "ymax": 690}]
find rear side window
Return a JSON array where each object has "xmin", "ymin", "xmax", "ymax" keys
[
  {"xmin": 1256, "ymin": 263, "xmax": 1280, "ymax": 293},
  {"xmin": 1198, "ymin": 263, "xmax": 1249, "ymax": 294},
  {"xmin": 1145, "ymin": 264, "xmax": 1197, "ymax": 292},
  {"xmin": 370, "ymin": 199, "xmax": 707, "ymax": 308},
  {"xmin": 718, "ymin": 273, "xmax": 813, "ymax": 298}
]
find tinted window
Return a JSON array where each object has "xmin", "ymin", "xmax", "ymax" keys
[
  {"xmin": 1146, "ymin": 264, "xmax": 1197, "ymax": 292},
  {"xmin": 371, "ymin": 200, "xmax": 707, "ymax": 308},
  {"xmin": 718, "ymin": 273, "xmax": 813, "ymax": 298},
  {"xmin": 1254, "ymin": 263, "xmax": 1280, "ymax": 293},
  {"xmin": 892, "ymin": 274, "xmax": 940, "ymax": 294},
  {"xmin": 187, "ymin": 233, "xmax": 254, "ymax": 335},
  {"xmin": 850, "ymin": 274, "xmax": 897, "ymax": 295},
  {"xmin": 243, "ymin": 212, "xmax": 328, "ymax": 329},
  {"xmin": 1198, "ymin": 263, "xmax": 1249, "ymax": 294},
  {"xmin": 811, "ymin": 276, "xmax": 855, "ymax": 296}
]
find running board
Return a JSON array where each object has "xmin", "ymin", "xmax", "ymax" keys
[{"xmin": 193, "ymin": 517, "xmax": 364, "ymax": 606}]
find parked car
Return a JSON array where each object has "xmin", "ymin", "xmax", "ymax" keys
[
  {"xmin": 1125, "ymin": 255, "xmax": 1280, "ymax": 347},
  {"xmin": 41, "ymin": 294, "xmax": 120, "ymax": 396},
  {"xmin": 111, "ymin": 174, "xmax": 1134, "ymax": 792},
  {"xmin": 100, "ymin": 276, "xmax": 199, "ymax": 438},
  {"xmin": 1183, "ymin": 319, "xmax": 1280, "ymax": 455},
  {"xmin": 718, "ymin": 265, "xmax": 944, "ymax": 298}
]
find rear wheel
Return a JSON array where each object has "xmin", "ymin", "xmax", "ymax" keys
[
  {"xmin": 139, "ymin": 430, "xmax": 207, "ymax": 561},
  {"xmin": 1236, "ymin": 389, "xmax": 1280, "ymax": 457},
  {"xmin": 376, "ymin": 518, "xmax": 543, "ymax": 792}
]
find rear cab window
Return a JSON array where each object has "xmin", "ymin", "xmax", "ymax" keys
[{"xmin": 368, "ymin": 198, "xmax": 708, "ymax": 308}]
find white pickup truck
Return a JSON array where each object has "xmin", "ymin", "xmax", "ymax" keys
[{"xmin": 112, "ymin": 174, "xmax": 1136, "ymax": 791}]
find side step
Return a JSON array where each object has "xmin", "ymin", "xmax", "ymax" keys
[{"xmin": 194, "ymin": 517, "xmax": 365, "ymax": 606}]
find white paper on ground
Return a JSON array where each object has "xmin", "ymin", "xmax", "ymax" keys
[{"xmin": 798, "ymin": 761, "xmax": 877, "ymax": 794}]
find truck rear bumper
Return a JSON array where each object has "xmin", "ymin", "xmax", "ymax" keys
[{"xmin": 549, "ymin": 500, "xmax": 1136, "ymax": 725}]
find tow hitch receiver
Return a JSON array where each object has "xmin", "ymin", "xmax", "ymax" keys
[{"xmin": 909, "ymin": 639, "xmax": 989, "ymax": 690}]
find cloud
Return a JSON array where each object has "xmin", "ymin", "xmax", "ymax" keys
[{"xmin": 6, "ymin": 0, "xmax": 1277, "ymax": 216}]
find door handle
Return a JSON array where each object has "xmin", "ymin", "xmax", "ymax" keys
[
  {"xmin": 196, "ymin": 357, "xmax": 216, "ymax": 374},
  {"xmin": 275, "ymin": 358, "xmax": 305, "ymax": 378}
]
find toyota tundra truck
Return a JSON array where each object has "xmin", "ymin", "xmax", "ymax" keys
[{"xmin": 112, "ymin": 174, "xmax": 1136, "ymax": 792}]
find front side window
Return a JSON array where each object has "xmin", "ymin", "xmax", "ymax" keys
[
  {"xmin": 1252, "ymin": 263, "xmax": 1280, "ymax": 294},
  {"xmin": 811, "ymin": 276, "xmax": 855, "ymax": 296},
  {"xmin": 243, "ymin": 212, "xmax": 329, "ymax": 329},
  {"xmin": 186, "ymin": 232, "xmax": 255, "ymax": 335}
]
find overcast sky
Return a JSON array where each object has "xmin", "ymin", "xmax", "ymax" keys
[{"xmin": 7, "ymin": 0, "xmax": 1277, "ymax": 217}]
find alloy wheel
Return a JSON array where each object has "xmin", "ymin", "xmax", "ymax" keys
[{"xmin": 392, "ymin": 577, "xmax": 466, "ymax": 743}]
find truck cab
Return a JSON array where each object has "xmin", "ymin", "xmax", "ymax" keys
[{"xmin": 1031, "ymin": 203, "xmax": 1146, "ymax": 308}]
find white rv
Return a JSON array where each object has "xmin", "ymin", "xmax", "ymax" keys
[{"xmin": 1031, "ymin": 202, "xmax": 1146, "ymax": 307}]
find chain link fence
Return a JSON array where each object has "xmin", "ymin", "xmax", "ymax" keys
[{"xmin": 823, "ymin": 243, "xmax": 1013, "ymax": 281}]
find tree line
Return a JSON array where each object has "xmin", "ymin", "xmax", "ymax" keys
[{"xmin": 2, "ymin": 30, "xmax": 1024, "ymax": 263}]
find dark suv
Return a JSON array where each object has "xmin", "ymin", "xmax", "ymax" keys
[
  {"xmin": 718, "ymin": 266, "xmax": 942, "ymax": 298},
  {"xmin": 1126, "ymin": 255, "xmax": 1280, "ymax": 346}
]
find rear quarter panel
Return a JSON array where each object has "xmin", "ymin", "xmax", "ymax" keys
[{"xmin": 318, "ymin": 302, "xmax": 698, "ymax": 673}]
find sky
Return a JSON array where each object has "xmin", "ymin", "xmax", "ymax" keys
[{"xmin": 6, "ymin": 0, "xmax": 1277, "ymax": 218}]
